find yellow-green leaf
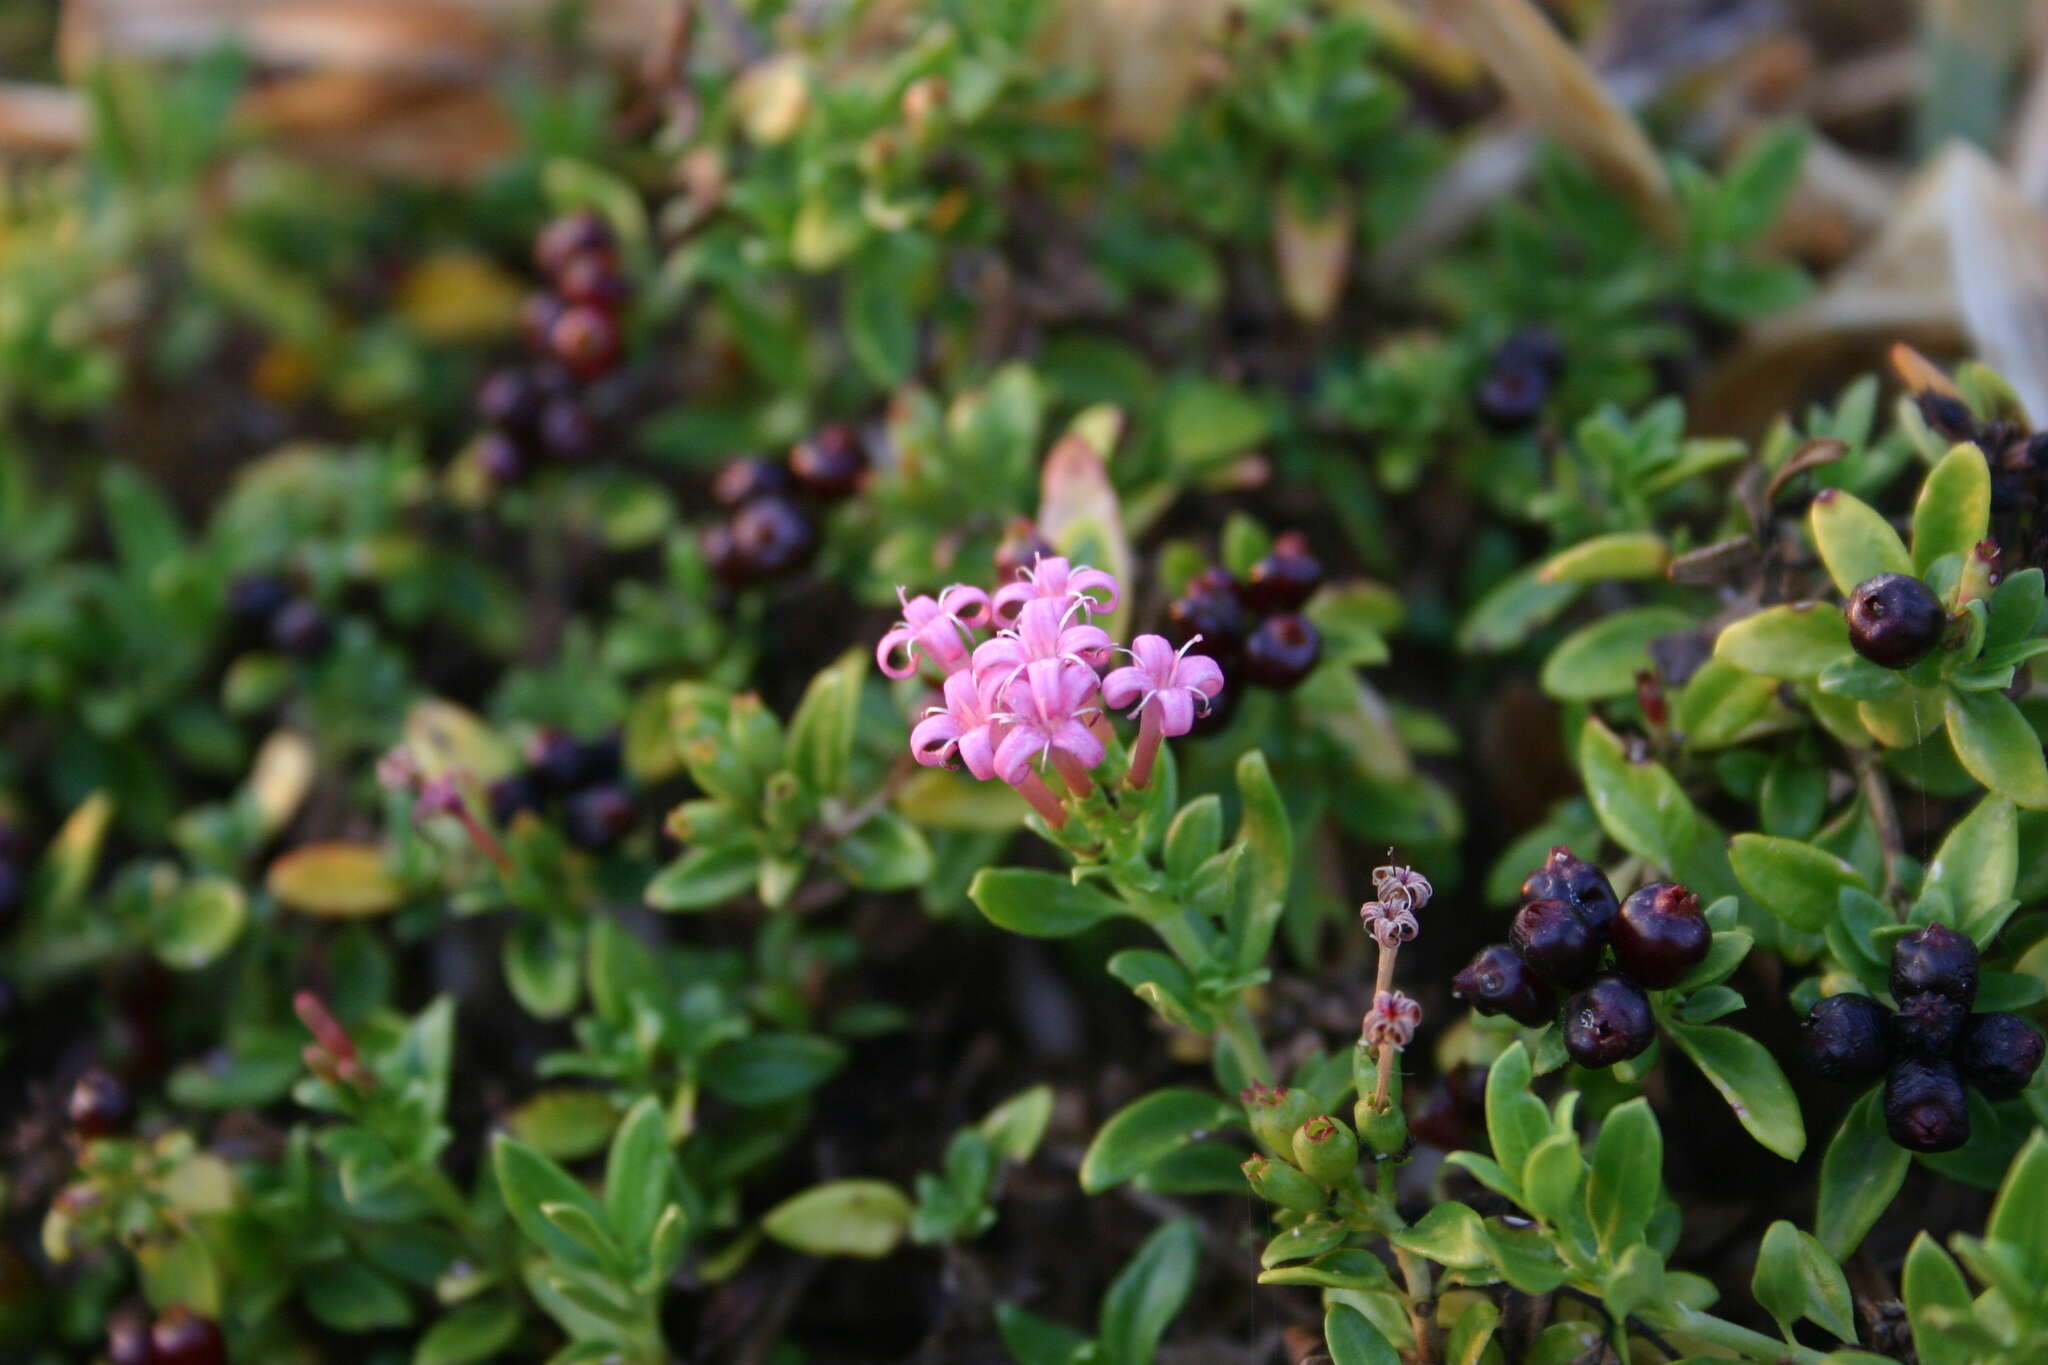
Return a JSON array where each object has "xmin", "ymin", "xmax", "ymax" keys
[
  {"xmin": 1537, "ymin": 533, "xmax": 1671, "ymax": 583},
  {"xmin": 1714, "ymin": 605, "xmax": 1851, "ymax": 680},
  {"xmin": 1729, "ymin": 834, "xmax": 1867, "ymax": 933},
  {"xmin": 1945, "ymin": 690, "xmax": 2048, "ymax": 809},
  {"xmin": 1809, "ymin": 488, "xmax": 1911, "ymax": 595},
  {"xmin": 267, "ymin": 843, "xmax": 406, "ymax": 917},
  {"xmin": 1911, "ymin": 444, "xmax": 1992, "ymax": 576}
]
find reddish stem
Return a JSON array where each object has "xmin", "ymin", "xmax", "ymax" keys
[
  {"xmin": 1013, "ymin": 771, "xmax": 1068, "ymax": 829},
  {"xmin": 1052, "ymin": 750, "xmax": 1095, "ymax": 798},
  {"xmin": 1126, "ymin": 705, "xmax": 1163, "ymax": 789}
]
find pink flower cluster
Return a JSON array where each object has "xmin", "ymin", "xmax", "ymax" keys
[{"xmin": 878, "ymin": 557, "xmax": 1224, "ymax": 824}]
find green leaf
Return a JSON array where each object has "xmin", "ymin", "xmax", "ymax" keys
[
  {"xmin": 761, "ymin": 1180, "xmax": 911, "ymax": 1259},
  {"xmin": 845, "ymin": 253, "xmax": 917, "ymax": 386},
  {"xmin": 1162, "ymin": 796, "xmax": 1224, "ymax": 884},
  {"xmin": 603, "ymin": 1096, "xmax": 671, "ymax": 1253},
  {"xmin": 1715, "ymin": 604, "xmax": 1852, "ymax": 680},
  {"xmin": 1483, "ymin": 1042, "xmax": 1547, "ymax": 1186},
  {"xmin": 645, "ymin": 842, "xmax": 760, "ymax": 912},
  {"xmin": 1730, "ymin": 834, "xmax": 1867, "ymax": 933},
  {"xmin": 1541, "ymin": 607, "xmax": 1696, "ymax": 701},
  {"xmin": 1674, "ymin": 659, "xmax": 1781, "ymax": 749},
  {"xmin": 1458, "ymin": 564, "xmax": 1583, "ymax": 654},
  {"xmin": 1902, "ymin": 1232, "xmax": 1975, "ymax": 1365},
  {"xmin": 492, "ymin": 1136, "xmax": 609, "ymax": 1272},
  {"xmin": 150, "ymin": 877, "xmax": 246, "ymax": 970},
  {"xmin": 1985, "ymin": 1130, "xmax": 2048, "ymax": 1272},
  {"xmin": 994, "ymin": 1304, "xmax": 1090, "ymax": 1365},
  {"xmin": 785, "ymin": 650, "xmax": 862, "ymax": 797},
  {"xmin": 1663, "ymin": 1020, "xmax": 1805, "ymax": 1159},
  {"xmin": 1080, "ymin": 1089, "xmax": 1238, "ymax": 1194},
  {"xmin": 1722, "ymin": 124, "xmax": 1808, "ymax": 240},
  {"xmin": 1816, "ymin": 1089, "xmax": 1909, "ymax": 1260},
  {"xmin": 1099, "ymin": 1218, "xmax": 1200, "ymax": 1365},
  {"xmin": 305, "ymin": 1260, "xmax": 414, "ymax": 1331},
  {"xmin": 414, "ymin": 1298, "xmax": 521, "ymax": 1365},
  {"xmin": 1389, "ymin": 1201, "xmax": 1491, "ymax": 1272},
  {"xmin": 1945, "ymin": 689, "xmax": 2048, "ymax": 808},
  {"xmin": 1753, "ymin": 1221, "xmax": 1855, "ymax": 1342},
  {"xmin": 502, "ymin": 918, "xmax": 580, "ymax": 1020},
  {"xmin": 1578, "ymin": 719, "xmax": 1696, "ymax": 869},
  {"xmin": 1162, "ymin": 380, "xmax": 1268, "ymax": 471},
  {"xmin": 1912, "ymin": 444, "xmax": 1992, "ymax": 575},
  {"xmin": 1587, "ymin": 1098, "xmax": 1660, "ymax": 1255},
  {"xmin": 1229, "ymin": 749, "xmax": 1292, "ymax": 973},
  {"xmin": 1443, "ymin": 1296, "xmax": 1500, "ymax": 1365},
  {"xmin": 1809, "ymin": 488, "xmax": 1912, "ymax": 595},
  {"xmin": 1925, "ymin": 795, "xmax": 2015, "ymax": 934},
  {"xmin": 1536, "ymin": 532, "xmax": 1670, "ymax": 583},
  {"xmin": 1520, "ymin": 1132, "xmax": 1584, "ymax": 1228},
  {"xmin": 980, "ymin": 1085, "xmax": 1055, "ymax": 1162},
  {"xmin": 969, "ymin": 868, "xmax": 1126, "ymax": 937},
  {"xmin": 831, "ymin": 810, "xmax": 933, "ymax": 890},
  {"xmin": 702, "ymin": 1033, "xmax": 846, "ymax": 1105},
  {"xmin": 1324, "ymin": 1304, "xmax": 1401, "ymax": 1365}
]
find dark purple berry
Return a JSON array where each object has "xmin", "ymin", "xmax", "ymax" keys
[
  {"xmin": 1561, "ymin": 974, "xmax": 1655, "ymax": 1069},
  {"xmin": 702, "ymin": 523, "xmax": 748, "ymax": 587},
  {"xmin": 1884, "ymin": 1057, "xmax": 1969, "ymax": 1152},
  {"xmin": 1916, "ymin": 392, "xmax": 1976, "ymax": 441},
  {"xmin": 712, "ymin": 458, "xmax": 789, "ymax": 508},
  {"xmin": 548, "ymin": 305, "xmax": 623, "ymax": 382},
  {"xmin": 476, "ymin": 431, "xmax": 528, "ymax": 485},
  {"xmin": 1521, "ymin": 846, "xmax": 1621, "ymax": 937},
  {"xmin": 565, "ymin": 784, "xmax": 637, "ymax": 851},
  {"xmin": 1846, "ymin": 574, "xmax": 1945, "ymax": 670},
  {"xmin": 150, "ymin": 1306, "xmax": 226, "ymax": 1365},
  {"xmin": 476, "ymin": 368, "xmax": 540, "ymax": 431},
  {"xmin": 521, "ymin": 292, "xmax": 566, "ymax": 353},
  {"xmin": 1509, "ymin": 898, "xmax": 1599, "ymax": 986},
  {"xmin": 556, "ymin": 251, "xmax": 629, "ymax": 310},
  {"xmin": 1610, "ymin": 882, "xmax": 1710, "ymax": 988},
  {"xmin": 488, "ymin": 774, "xmax": 545, "ymax": 826},
  {"xmin": 1239, "ymin": 531, "xmax": 1324, "ymax": 612},
  {"xmin": 729, "ymin": 496, "xmax": 818, "ymax": 578},
  {"xmin": 1241, "ymin": 615, "xmax": 1322, "ymax": 690},
  {"xmin": 1801, "ymin": 994, "xmax": 1892, "ymax": 1082},
  {"xmin": 994, "ymin": 519, "xmax": 1055, "ymax": 585},
  {"xmin": 535, "ymin": 210, "xmax": 615, "ymax": 279},
  {"xmin": 539, "ymin": 398, "xmax": 599, "ymax": 461},
  {"xmin": 525, "ymin": 731, "xmax": 620, "ymax": 795},
  {"xmin": 1887, "ymin": 992, "xmax": 1970, "ymax": 1057},
  {"xmin": 1890, "ymin": 922, "xmax": 1978, "ymax": 1007},
  {"xmin": 269, "ymin": 599, "xmax": 332, "ymax": 658},
  {"xmin": 1474, "ymin": 361, "xmax": 1549, "ymax": 432},
  {"xmin": 1498, "ymin": 327, "xmax": 1566, "ymax": 381},
  {"xmin": 1166, "ymin": 586, "xmax": 1248, "ymax": 659},
  {"xmin": 788, "ymin": 425, "xmax": 868, "ymax": 499},
  {"xmin": 107, "ymin": 1308, "xmax": 155, "ymax": 1365},
  {"xmin": 67, "ymin": 1068, "xmax": 133, "ymax": 1139},
  {"xmin": 1957, "ymin": 1012, "xmax": 2045, "ymax": 1098},
  {"xmin": 1452, "ymin": 944, "xmax": 1556, "ymax": 1027},
  {"xmin": 225, "ymin": 574, "xmax": 292, "ymax": 632}
]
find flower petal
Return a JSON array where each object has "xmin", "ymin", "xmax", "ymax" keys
[
  {"xmin": 876, "ymin": 626, "xmax": 919, "ymax": 679},
  {"xmin": 1100, "ymin": 665, "xmax": 1147, "ymax": 710}
]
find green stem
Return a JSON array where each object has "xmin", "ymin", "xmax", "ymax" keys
[
  {"xmin": 1647, "ymin": 1304, "xmax": 1826, "ymax": 1364},
  {"xmin": 1375, "ymin": 1164, "xmax": 1438, "ymax": 1363}
]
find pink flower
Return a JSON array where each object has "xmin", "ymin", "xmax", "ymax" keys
[
  {"xmin": 876, "ymin": 585, "xmax": 991, "ymax": 679},
  {"xmin": 1101, "ymin": 634, "xmax": 1224, "ymax": 738},
  {"xmin": 991, "ymin": 556, "xmax": 1119, "ymax": 625},
  {"xmin": 971, "ymin": 596, "xmax": 1114, "ymax": 679},
  {"xmin": 908, "ymin": 669, "xmax": 1006, "ymax": 782},
  {"xmin": 1371, "ymin": 865, "xmax": 1433, "ymax": 914},
  {"xmin": 1360, "ymin": 900, "xmax": 1419, "ymax": 950},
  {"xmin": 993, "ymin": 658, "xmax": 1104, "ymax": 785},
  {"xmin": 1362, "ymin": 990, "xmax": 1422, "ymax": 1050}
]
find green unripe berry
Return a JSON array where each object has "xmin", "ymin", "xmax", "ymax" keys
[
  {"xmin": 1241, "ymin": 1154, "xmax": 1326, "ymax": 1213},
  {"xmin": 1292, "ymin": 1115, "xmax": 1359, "ymax": 1186},
  {"xmin": 1354, "ymin": 1096, "xmax": 1409, "ymax": 1158},
  {"xmin": 1242, "ymin": 1083, "xmax": 1321, "ymax": 1155}
]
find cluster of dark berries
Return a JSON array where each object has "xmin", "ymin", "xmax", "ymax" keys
[
  {"xmin": 1802, "ymin": 923, "xmax": 2043, "ymax": 1152},
  {"xmin": 108, "ymin": 1304, "xmax": 226, "ymax": 1365},
  {"xmin": 489, "ymin": 730, "xmax": 638, "ymax": 851},
  {"xmin": 225, "ymin": 573, "xmax": 333, "ymax": 660},
  {"xmin": 1472, "ymin": 327, "xmax": 1565, "ymax": 433},
  {"xmin": 472, "ymin": 210, "xmax": 633, "ymax": 484},
  {"xmin": 1162, "ymin": 532, "xmax": 1324, "ymax": 725},
  {"xmin": 1844, "ymin": 568, "xmax": 1948, "ymax": 670},
  {"xmin": 1453, "ymin": 846, "xmax": 1711, "ymax": 1069},
  {"xmin": 701, "ymin": 426, "xmax": 867, "ymax": 587}
]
